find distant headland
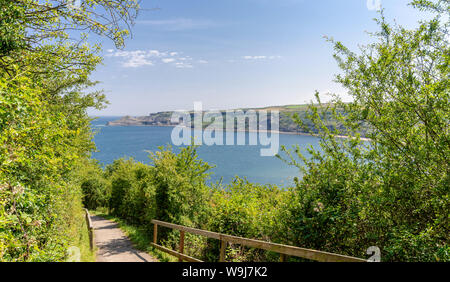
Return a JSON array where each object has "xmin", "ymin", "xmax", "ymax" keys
[
  {"xmin": 105, "ymin": 104, "xmax": 367, "ymax": 138},
  {"xmin": 106, "ymin": 105, "xmax": 315, "ymax": 133}
]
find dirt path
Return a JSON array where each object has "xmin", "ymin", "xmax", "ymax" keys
[{"xmin": 91, "ymin": 215, "xmax": 157, "ymax": 262}]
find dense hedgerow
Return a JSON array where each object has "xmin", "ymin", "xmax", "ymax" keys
[
  {"xmin": 0, "ymin": 1, "xmax": 139, "ymax": 261},
  {"xmin": 277, "ymin": 0, "xmax": 449, "ymax": 261}
]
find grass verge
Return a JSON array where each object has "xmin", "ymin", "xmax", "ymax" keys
[
  {"xmin": 78, "ymin": 216, "xmax": 96, "ymax": 262},
  {"xmin": 65, "ymin": 190, "xmax": 96, "ymax": 262}
]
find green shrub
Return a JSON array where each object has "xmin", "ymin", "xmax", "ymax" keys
[
  {"xmin": 0, "ymin": 0, "xmax": 138, "ymax": 261},
  {"xmin": 151, "ymin": 145, "xmax": 213, "ymax": 246},
  {"xmin": 77, "ymin": 160, "xmax": 110, "ymax": 210},
  {"xmin": 278, "ymin": 0, "xmax": 449, "ymax": 262},
  {"xmin": 104, "ymin": 159, "xmax": 156, "ymax": 226},
  {"xmin": 206, "ymin": 178, "xmax": 290, "ymax": 262}
]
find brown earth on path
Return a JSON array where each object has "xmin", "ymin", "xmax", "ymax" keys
[{"xmin": 91, "ymin": 215, "xmax": 158, "ymax": 262}]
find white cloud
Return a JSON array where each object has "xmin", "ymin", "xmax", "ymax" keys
[
  {"xmin": 149, "ymin": 50, "xmax": 169, "ymax": 57},
  {"xmin": 162, "ymin": 58, "xmax": 176, "ymax": 63},
  {"xmin": 243, "ymin": 55, "xmax": 267, "ymax": 60},
  {"xmin": 106, "ymin": 49, "xmax": 206, "ymax": 69},
  {"xmin": 241, "ymin": 55, "xmax": 282, "ymax": 61},
  {"xmin": 123, "ymin": 58, "xmax": 153, "ymax": 68},
  {"xmin": 175, "ymin": 62, "xmax": 193, "ymax": 69},
  {"xmin": 107, "ymin": 50, "xmax": 154, "ymax": 68}
]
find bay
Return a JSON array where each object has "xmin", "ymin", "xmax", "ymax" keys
[{"xmin": 90, "ymin": 116, "xmax": 320, "ymax": 186}]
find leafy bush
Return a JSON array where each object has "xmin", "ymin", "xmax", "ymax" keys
[
  {"xmin": 151, "ymin": 145, "xmax": 212, "ymax": 227},
  {"xmin": 77, "ymin": 160, "xmax": 110, "ymax": 210},
  {"xmin": 206, "ymin": 178, "xmax": 289, "ymax": 262},
  {"xmin": 278, "ymin": 0, "xmax": 449, "ymax": 262},
  {"xmin": 0, "ymin": 0, "xmax": 139, "ymax": 261},
  {"xmin": 105, "ymin": 159, "xmax": 156, "ymax": 226},
  {"xmin": 149, "ymin": 145, "xmax": 213, "ymax": 253}
]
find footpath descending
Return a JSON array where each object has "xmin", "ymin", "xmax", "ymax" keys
[{"xmin": 91, "ymin": 215, "xmax": 157, "ymax": 262}]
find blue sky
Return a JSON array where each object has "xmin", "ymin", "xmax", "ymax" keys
[{"xmin": 89, "ymin": 0, "xmax": 429, "ymax": 116}]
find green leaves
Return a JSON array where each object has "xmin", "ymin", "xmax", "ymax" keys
[
  {"xmin": 277, "ymin": 0, "xmax": 449, "ymax": 261},
  {"xmin": 150, "ymin": 145, "xmax": 212, "ymax": 229},
  {"xmin": 0, "ymin": 0, "xmax": 139, "ymax": 261},
  {"xmin": 0, "ymin": 0, "xmax": 139, "ymax": 78}
]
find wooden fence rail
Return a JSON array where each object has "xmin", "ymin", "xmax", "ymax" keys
[{"xmin": 151, "ymin": 219, "xmax": 366, "ymax": 263}]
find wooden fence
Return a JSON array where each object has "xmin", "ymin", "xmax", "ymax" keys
[
  {"xmin": 84, "ymin": 209, "xmax": 94, "ymax": 251},
  {"xmin": 151, "ymin": 219, "xmax": 366, "ymax": 263}
]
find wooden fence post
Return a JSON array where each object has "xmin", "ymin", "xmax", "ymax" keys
[
  {"xmin": 153, "ymin": 223, "xmax": 158, "ymax": 244},
  {"xmin": 179, "ymin": 231, "xmax": 185, "ymax": 262},
  {"xmin": 84, "ymin": 209, "xmax": 94, "ymax": 251},
  {"xmin": 219, "ymin": 240, "xmax": 227, "ymax": 262}
]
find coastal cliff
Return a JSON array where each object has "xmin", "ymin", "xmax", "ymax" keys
[
  {"xmin": 105, "ymin": 104, "xmax": 358, "ymax": 135},
  {"xmin": 107, "ymin": 112, "xmax": 180, "ymax": 127}
]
